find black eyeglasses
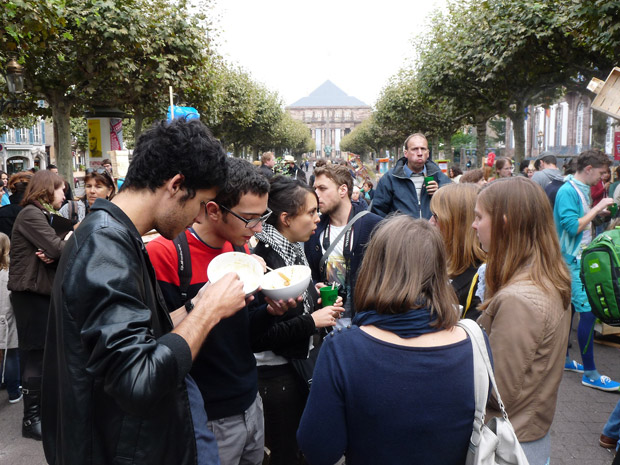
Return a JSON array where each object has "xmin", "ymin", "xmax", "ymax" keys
[{"xmin": 216, "ymin": 203, "xmax": 272, "ymax": 229}]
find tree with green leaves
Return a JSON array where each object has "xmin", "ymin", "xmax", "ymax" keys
[{"xmin": 1, "ymin": 0, "xmax": 215, "ymax": 182}]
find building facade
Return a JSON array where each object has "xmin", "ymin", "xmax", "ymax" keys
[
  {"xmin": 286, "ymin": 80, "xmax": 372, "ymax": 159},
  {"xmin": 505, "ymin": 92, "xmax": 617, "ymax": 160},
  {"xmin": 0, "ymin": 118, "xmax": 48, "ymax": 174}
]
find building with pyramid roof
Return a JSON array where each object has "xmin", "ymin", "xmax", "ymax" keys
[{"xmin": 286, "ymin": 80, "xmax": 372, "ymax": 159}]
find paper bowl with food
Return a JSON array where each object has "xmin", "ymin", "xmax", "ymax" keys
[
  {"xmin": 261, "ymin": 265, "xmax": 312, "ymax": 301},
  {"xmin": 207, "ymin": 252, "xmax": 263, "ymax": 295}
]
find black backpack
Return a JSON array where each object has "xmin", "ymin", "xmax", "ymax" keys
[{"xmin": 544, "ymin": 178, "xmax": 565, "ymax": 209}]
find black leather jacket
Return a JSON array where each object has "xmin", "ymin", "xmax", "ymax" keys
[{"xmin": 42, "ymin": 199, "xmax": 197, "ymax": 465}]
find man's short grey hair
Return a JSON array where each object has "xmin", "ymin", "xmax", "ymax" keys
[{"xmin": 403, "ymin": 133, "xmax": 428, "ymax": 151}]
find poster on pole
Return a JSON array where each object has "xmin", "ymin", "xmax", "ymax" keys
[
  {"xmin": 88, "ymin": 119, "xmax": 102, "ymax": 158},
  {"xmin": 615, "ymin": 131, "xmax": 620, "ymax": 161}
]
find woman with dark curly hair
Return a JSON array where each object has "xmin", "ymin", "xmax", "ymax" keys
[{"xmin": 59, "ymin": 168, "xmax": 115, "ymax": 225}]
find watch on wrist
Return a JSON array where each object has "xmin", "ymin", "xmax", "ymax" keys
[{"xmin": 184, "ymin": 299, "xmax": 194, "ymax": 313}]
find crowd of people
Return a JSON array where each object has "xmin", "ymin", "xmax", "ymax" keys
[{"xmin": 1, "ymin": 118, "xmax": 620, "ymax": 465}]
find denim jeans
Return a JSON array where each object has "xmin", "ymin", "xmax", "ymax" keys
[
  {"xmin": 1, "ymin": 348, "xmax": 21, "ymax": 398},
  {"xmin": 603, "ymin": 399, "xmax": 620, "ymax": 450}
]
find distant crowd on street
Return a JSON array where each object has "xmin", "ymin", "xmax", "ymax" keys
[{"xmin": 3, "ymin": 118, "xmax": 620, "ymax": 465}]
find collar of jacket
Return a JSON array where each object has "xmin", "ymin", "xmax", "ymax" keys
[
  {"xmin": 90, "ymin": 198, "xmax": 145, "ymax": 245},
  {"xmin": 316, "ymin": 200, "xmax": 368, "ymax": 233},
  {"xmin": 391, "ymin": 157, "xmax": 442, "ymax": 180}
]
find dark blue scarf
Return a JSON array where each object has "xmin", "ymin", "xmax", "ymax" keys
[{"xmin": 352, "ymin": 308, "xmax": 439, "ymax": 338}]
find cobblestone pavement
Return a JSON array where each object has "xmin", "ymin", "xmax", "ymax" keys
[{"xmin": 1, "ymin": 325, "xmax": 620, "ymax": 464}]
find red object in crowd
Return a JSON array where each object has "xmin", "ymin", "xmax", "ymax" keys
[{"xmin": 487, "ymin": 152, "xmax": 496, "ymax": 167}]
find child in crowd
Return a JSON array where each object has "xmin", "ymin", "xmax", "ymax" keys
[{"xmin": 0, "ymin": 232, "xmax": 21, "ymax": 404}]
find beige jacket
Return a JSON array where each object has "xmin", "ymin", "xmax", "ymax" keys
[{"xmin": 477, "ymin": 276, "xmax": 570, "ymax": 442}]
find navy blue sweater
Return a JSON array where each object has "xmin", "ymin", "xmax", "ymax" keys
[{"xmin": 297, "ymin": 326, "xmax": 476, "ymax": 465}]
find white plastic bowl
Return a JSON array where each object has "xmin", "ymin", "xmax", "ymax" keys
[
  {"xmin": 207, "ymin": 252, "xmax": 264, "ymax": 295},
  {"xmin": 261, "ymin": 265, "xmax": 312, "ymax": 301}
]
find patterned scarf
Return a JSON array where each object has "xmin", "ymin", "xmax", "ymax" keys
[
  {"xmin": 36, "ymin": 199, "xmax": 60, "ymax": 216},
  {"xmin": 255, "ymin": 223, "xmax": 312, "ymax": 313}
]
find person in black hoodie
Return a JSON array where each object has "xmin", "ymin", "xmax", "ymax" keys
[
  {"xmin": 0, "ymin": 171, "xmax": 33, "ymax": 238},
  {"xmin": 253, "ymin": 175, "xmax": 343, "ymax": 465},
  {"xmin": 305, "ymin": 164, "xmax": 383, "ymax": 325}
]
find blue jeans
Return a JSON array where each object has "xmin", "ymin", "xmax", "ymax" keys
[
  {"xmin": 186, "ymin": 375, "xmax": 220, "ymax": 465},
  {"xmin": 1, "ymin": 348, "xmax": 20, "ymax": 398},
  {"xmin": 603, "ymin": 400, "xmax": 620, "ymax": 449}
]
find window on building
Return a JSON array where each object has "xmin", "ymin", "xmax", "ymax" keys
[
  {"xmin": 344, "ymin": 111, "xmax": 351, "ymax": 120},
  {"xmin": 576, "ymin": 102, "xmax": 584, "ymax": 148},
  {"xmin": 19, "ymin": 128, "xmax": 28, "ymax": 143},
  {"xmin": 33, "ymin": 122, "xmax": 41, "ymax": 144},
  {"xmin": 555, "ymin": 106, "xmax": 562, "ymax": 147}
]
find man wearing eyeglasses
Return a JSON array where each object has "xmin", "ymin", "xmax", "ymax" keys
[
  {"xmin": 42, "ymin": 119, "xmax": 249, "ymax": 465},
  {"xmin": 148, "ymin": 157, "xmax": 295, "ymax": 465},
  {"xmin": 371, "ymin": 133, "xmax": 452, "ymax": 219}
]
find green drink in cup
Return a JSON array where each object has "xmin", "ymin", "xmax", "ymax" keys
[
  {"xmin": 424, "ymin": 176, "xmax": 435, "ymax": 188},
  {"xmin": 320, "ymin": 284, "xmax": 339, "ymax": 307}
]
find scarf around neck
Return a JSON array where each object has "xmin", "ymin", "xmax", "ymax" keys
[
  {"xmin": 255, "ymin": 223, "xmax": 312, "ymax": 313},
  {"xmin": 353, "ymin": 308, "xmax": 440, "ymax": 338},
  {"xmin": 36, "ymin": 199, "xmax": 60, "ymax": 216}
]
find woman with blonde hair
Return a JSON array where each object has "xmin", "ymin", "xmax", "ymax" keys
[
  {"xmin": 298, "ymin": 215, "xmax": 478, "ymax": 465},
  {"xmin": 473, "ymin": 176, "xmax": 572, "ymax": 465},
  {"xmin": 430, "ymin": 183, "xmax": 486, "ymax": 319}
]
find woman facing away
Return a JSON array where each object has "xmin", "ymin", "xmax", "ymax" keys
[
  {"xmin": 473, "ymin": 176, "xmax": 572, "ymax": 465},
  {"xmin": 430, "ymin": 183, "xmax": 486, "ymax": 319},
  {"xmin": 297, "ymin": 215, "xmax": 478, "ymax": 465},
  {"xmin": 7, "ymin": 170, "xmax": 70, "ymax": 440},
  {"xmin": 59, "ymin": 168, "xmax": 116, "ymax": 225},
  {"xmin": 253, "ymin": 175, "xmax": 343, "ymax": 465}
]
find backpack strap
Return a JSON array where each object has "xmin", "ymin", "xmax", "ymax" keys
[
  {"xmin": 69, "ymin": 200, "xmax": 79, "ymax": 224},
  {"xmin": 319, "ymin": 210, "xmax": 370, "ymax": 273},
  {"xmin": 462, "ymin": 272, "xmax": 479, "ymax": 319},
  {"xmin": 173, "ymin": 231, "xmax": 192, "ymax": 302}
]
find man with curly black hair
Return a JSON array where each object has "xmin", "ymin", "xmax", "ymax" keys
[
  {"xmin": 42, "ymin": 119, "xmax": 249, "ymax": 465},
  {"xmin": 149, "ymin": 157, "xmax": 298, "ymax": 465}
]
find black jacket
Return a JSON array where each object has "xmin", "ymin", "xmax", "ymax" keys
[
  {"xmin": 253, "ymin": 240, "xmax": 319, "ymax": 359},
  {"xmin": 304, "ymin": 202, "xmax": 383, "ymax": 315},
  {"xmin": 42, "ymin": 199, "xmax": 197, "ymax": 465}
]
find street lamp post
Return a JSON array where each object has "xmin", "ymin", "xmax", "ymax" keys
[
  {"xmin": 1, "ymin": 57, "xmax": 24, "ymax": 114},
  {"xmin": 537, "ymin": 130, "xmax": 544, "ymax": 154}
]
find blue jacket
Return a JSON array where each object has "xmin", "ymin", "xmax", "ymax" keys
[
  {"xmin": 304, "ymin": 202, "xmax": 382, "ymax": 315},
  {"xmin": 371, "ymin": 157, "xmax": 452, "ymax": 219}
]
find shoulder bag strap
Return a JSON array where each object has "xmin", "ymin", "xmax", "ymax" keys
[
  {"xmin": 458, "ymin": 319, "xmax": 512, "ymax": 421},
  {"xmin": 457, "ymin": 319, "xmax": 489, "ymax": 447},
  {"xmin": 173, "ymin": 231, "xmax": 192, "ymax": 302},
  {"xmin": 319, "ymin": 210, "xmax": 370, "ymax": 273}
]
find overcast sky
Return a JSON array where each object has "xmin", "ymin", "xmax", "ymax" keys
[{"xmin": 211, "ymin": 0, "xmax": 445, "ymax": 107}]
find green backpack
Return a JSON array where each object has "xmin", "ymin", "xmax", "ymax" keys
[{"xmin": 580, "ymin": 227, "xmax": 620, "ymax": 326}]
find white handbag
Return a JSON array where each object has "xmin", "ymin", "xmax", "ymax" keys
[{"xmin": 457, "ymin": 319, "xmax": 530, "ymax": 465}]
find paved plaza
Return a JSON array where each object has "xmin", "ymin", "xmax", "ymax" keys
[{"xmin": 1, "ymin": 323, "xmax": 620, "ymax": 464}]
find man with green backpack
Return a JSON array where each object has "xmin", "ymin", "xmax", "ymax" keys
[{"xmin": 553, "ymin": 149, "xmax": 620, "ymax": 392}]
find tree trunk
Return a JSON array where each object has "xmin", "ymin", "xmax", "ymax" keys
[
  {"xmin": 134, "ymin": 109, "xmax": 144, "ymax": 141},
  {"xmin": 51, "ymin": 100, "xmax": 74, "ymax": 185},
  {"xmin": 507, "ymin": 102, "xmax": 526, "ymax": 163},
  {"xmin": 443, "ymin": 131, "xmax": 453, "ymax": 164},
  {"xmin": 475, "ymin": 116, "xmax": 487, "ymax": 160}
]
